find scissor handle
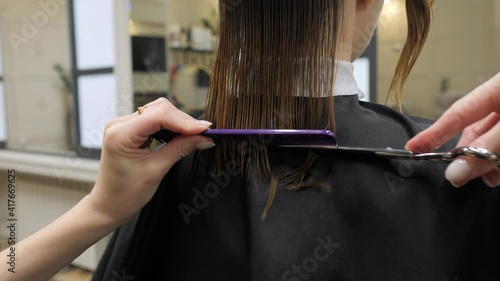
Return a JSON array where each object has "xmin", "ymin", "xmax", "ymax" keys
[{"xmin": 415, "ymin": 147, "xmax": 500, "ymax": 164}]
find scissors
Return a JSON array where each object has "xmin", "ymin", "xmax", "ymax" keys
[{"xmin": 149, "ymin": 129, "xmax": 500, "ymax": 164}]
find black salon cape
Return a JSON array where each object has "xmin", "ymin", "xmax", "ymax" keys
[{"xmin": 92, "ymin": 95, "xmax": 500, "ymax": 281}]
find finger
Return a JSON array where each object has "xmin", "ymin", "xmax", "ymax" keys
[
  {"xmin": 107, "ymin": 114, "xmax": 136, "ymax": 126},
  {"xmin": 113, "ymin": 97, "xmax": 173, "ymax": 125},
  {"xmin": 406, "ymin": 73, "xmax": 500, "ymax": 152},
  {"xmin": 132, "ymin": 97, "xmax": 172, "ymax": 116},
  {"xmin": 482, "ymin": 168, "xmax": 500, "ymax": 188},
  {"xmin": 102, "ymin": 98, "xmax": 171, "ymax": 129},
  {"xmin": 110, "ymin": 100, "xmax": 179, "ymax": 147},
  {"xmin": 445, "ymin": 121, "xmax": 500, "ymax": 187},
  {"xmin": 146, "ymin": 135, "xmax": 215, "ymax": 173},
  {"xmin": 103, "ymin": 101, "xmax": 211, "ymax": 150},
  {"xmin": 102, "ymin": 102, "xmax": 171, "ymax": 149},
  {"xmin": 144, "ymin": 97, "xmax": 171, "ymax": 108},
  {"xmin": 456, "ymin": 113, "xmax": 500, "ymax": 147},
  {"xmin": 129, "ymin": 100, "xmax": 212, "ymax": 139}
]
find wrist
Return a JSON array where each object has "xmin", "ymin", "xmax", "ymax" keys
[{"xmin": 82, "ymin": 191, "xmax": 129, "ymax": 230}]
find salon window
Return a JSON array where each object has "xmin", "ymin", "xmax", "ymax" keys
[
  {"xmin": 0, "ymin": 0, "xmax": 132, "ymax": 160},
  {"xmin": 69, "ymin": 0, "xmax": 132, "ymax": 158}
]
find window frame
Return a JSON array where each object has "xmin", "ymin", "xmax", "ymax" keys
[
  {"xmin": 68, "ymin": 0, "xmax": 114, "ymax": 159},
  {"xmin": 0, "ymin": 29, "xmax": 5, "ymax": 149},
  {"xmin": 0, "ymin": 75, "xmax": 5, "ymax": 149}
]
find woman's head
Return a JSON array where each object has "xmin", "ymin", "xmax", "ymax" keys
[
  {"xmin": 197, "ymin": 0, "xmax": 434, "ymax": 213},
  {"xmin": 351, "ymin": 0, "xmax": 385, "ymax": 61}
]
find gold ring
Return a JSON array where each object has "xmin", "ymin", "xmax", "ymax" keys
[{"xmin": 137, "ymin": 106, "xmax": 147, "ymax": 115}]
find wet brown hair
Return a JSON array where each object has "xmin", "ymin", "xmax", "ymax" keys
[
  {"xmin": 196, "ymin": 0, "xmax": 434, "ymax": 218},
  {"xmin": 386, "ymin": 0, "xmax": 435, "ymax": 110}
]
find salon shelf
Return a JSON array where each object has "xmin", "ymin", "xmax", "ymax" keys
[{"xmin": 170, "ymin": 47, "xmax": 214, "ymax": 54}]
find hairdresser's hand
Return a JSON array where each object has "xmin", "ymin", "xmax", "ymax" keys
[
  {"xmin": 0, "ymin": 98, "xmax": 214, "ymax": 281},
  {"xmin": 406, "ymin": 73, "xmax": 500, "ymax": 188},
  {"xmin": 89, "ymin": 98, "xmax": 214, "ymax": 223}
]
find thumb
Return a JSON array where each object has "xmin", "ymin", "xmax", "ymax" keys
[
  {"xmin": 445, "ymin": 156, "xmax": 497, "ymax": 188},
  {"xmin": 444, "ymin": 122, "xmax": 500, "ymax": 187},
  {"xmin": 149, "ymin": 135, "xmax": 215, "ymax": 171}
]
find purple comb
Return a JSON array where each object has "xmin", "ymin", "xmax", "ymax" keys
[
  {"xmin": 149, "ymin": 129, "xmax": 500, "ymax": 163},
  {"xmin": 150, "ymin": 129, "xmax": 338, "ymax": 146}
]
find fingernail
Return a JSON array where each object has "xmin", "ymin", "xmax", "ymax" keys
[
  {"xmin": 445, "ymin": 160, "xmax": 473, "ymax": 188},
  {"xmin": 196, "ymin": 120, "xmax": 213, "ymax": 127},
  {"xmin": 482, "ymin": 176, "xmax": 497, "ymax": 188},
  {"xmin": 196, "ymin": 142, "xmax": 215, "ymax": 150},
  {"xmin": 406, "ymin": 142, "xmax": 431, "ymax": 153}
]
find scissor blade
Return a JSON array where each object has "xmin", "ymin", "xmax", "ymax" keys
[
  {"xmin": 278, "ymin": 145, "xmax": 500, "ymax": 164},
  {"xmin": 278, "ymin": 145, "xmax": 415, "ymax": 159}
]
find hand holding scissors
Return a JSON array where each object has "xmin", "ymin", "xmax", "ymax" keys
[{"xmin": 406, "ymin": 73, "xmax": 500, "ymax": 187}]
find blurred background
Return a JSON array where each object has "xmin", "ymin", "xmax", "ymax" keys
[{"xmin": 0, "ymin": 0, "xmax": 499, "ymax": 280}]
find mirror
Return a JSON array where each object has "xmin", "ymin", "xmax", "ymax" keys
[
  {"xmin": 130, "ymin": 0, "xmax": 216, "ymax": 118},
  {"xmin": 171, "ymin": 65, "xmax": 210, "ymax": 117}
]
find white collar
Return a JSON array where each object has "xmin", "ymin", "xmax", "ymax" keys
[
  {"xmin": 333, "ymin": 60, "xmax": 366, "ymax": 99},
  {"xmin": 233, "ymin": 59, "xmax": 366, "ymax": 99}
]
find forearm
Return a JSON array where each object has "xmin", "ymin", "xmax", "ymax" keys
[
  {"xmin": 0, "ymin": 98, "xmax": 212, "ymax": 281},
  {"xmin": 0, "ymin": 194, "xmax": 121, "ymax": 281}
]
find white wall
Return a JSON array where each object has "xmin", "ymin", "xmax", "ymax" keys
[
  {"xmin": 495, "ymin": 0, "xmax": 500, "ymax": 66},
  {"xmin": 0, "ymin": 0, "xmax": 71, "ymax": 152},
  {"xmin": 165, "ymin": 0, "xmax": 218, "ymax": 27},
  {"xmin": 0, "ymin": 168, "xmax": 108, "ymax": 270},
  {"xmin": 496, "ymin": 0, "xmax": 500, "ymax": 29},
  {"xmin": 130, "ymin": 21, "xmax": 165, "ymax": 37},
  {"xmin": 378, "ymin": 0, "xmax": 499, "ymax": 118},
  {"xmin": 131, "ymin": 0, "xmax": 166, "ymax": 25}
]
